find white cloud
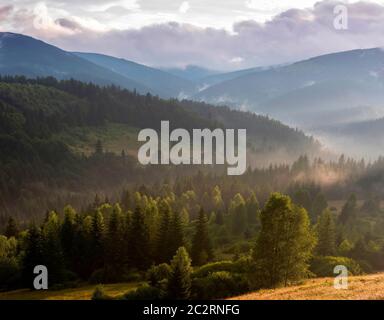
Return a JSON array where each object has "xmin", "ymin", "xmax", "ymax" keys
[
  {"xmin": 179, "ymin": 1, "xmax": 190, "ymax": 14},
  {"xmin": 230, "ymin": 57, "xmax": 244, "ymax": 64},
  {"xmin": 5, "ymin": 1, "xmax": 384, "ymax": 69}
]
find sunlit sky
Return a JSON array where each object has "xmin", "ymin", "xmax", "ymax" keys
[{"xmin": 2, "ymin": 0, "xmax": 384, "ymax": 69}]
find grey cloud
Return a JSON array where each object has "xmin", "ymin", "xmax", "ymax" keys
[
  {"xmin": 10, "ymin": 1, "xmax": 384, "ymax": 69},
  {"xmin": 55, "ymin": 18, "xmax": 83, "ymax": 31},
  {"xmin": 0, "ymin": 5, "xmax": 13, "ymax": 20}
]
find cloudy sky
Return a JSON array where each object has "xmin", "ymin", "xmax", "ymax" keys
[{"xmin": 1, "ymin": 0, "xmax": 384, "ymax": 70}]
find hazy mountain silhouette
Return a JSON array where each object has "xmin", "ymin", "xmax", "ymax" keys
[
  {"xmin": 0, "ymin": 32, "xmax": 152, "ymax": 94},
  {"xmin": 75, "ymin": 52, "xmax": 196, "ymax": 98}
]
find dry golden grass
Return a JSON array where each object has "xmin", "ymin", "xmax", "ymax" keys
[
  {"xmin": 230, "ymin": 273, "xmax": 384, "ymax": 300},
  {"xmin": 0, "ymin": 282, "xmax": 140, "ymax": 300}
]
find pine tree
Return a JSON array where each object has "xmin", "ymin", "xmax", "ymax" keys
[
  {"xmin": 91, "ymin": 210, "xmax": 105, "ymax": 270},
  {"xmin": 215, "ymin": 210, "xmax": 224, "ymax": 225},
  {"xmin": 155, "ymin": 201, "xmax": 172, "ymax": 263},
  {"xmin": 61, "ymin": 205, "xmax": 77, "ymax": 270},
  {"xmin": 128, "ymin": 206, "xmax": 151, "ymax": 270},
  {"xmin": 41, "ymin": 212, "xmax": 66, "ymax": 285},
  {"xmin": 253, "ymin": 193, "xmax": 316, "ymax": 288},
  {"xmin": 316, "ymin": 209, "xmax": 336, "ymax": 256},
  {"xmin": 105, "ymin": 204, "xmax": 124, "ymax": 278},
  {"xmin": 211, "ymin": 186, "xmax": 224, "ymax": 211},
  {"xmin": 311, "ymin": 193, "xmax": 328, "ymax": 221},
  {"xmin": 339, "ymin": 194, "xmax": 357, "ymax": 224},
  {"xmin": 246, "ymin": 192, "xmax": 260, "ymax": 225},
  {"xmin": 191, "ymin": 209, "xmax": 212, "ymax": 265},
  {"xmin": 22, "ymin": 224, "xmax": 43, "ymax": 288},
  {"xmin": 121, "ymin": 189, "xmax": 131, "ymax": 211},
  {"xmin": 169, "ymin": 211, "xmax": 184, "ymax": 258},
  {"xmin": 293, "ymin": 189, "xmax": 311, "ymax": 212},
  {"xmin": 229, "ymin": 194, "xmax": 247, "ymax": 235},
  {"xmin": 5, "ymin": 216, "xmax": 19, "ymax": 238},
  {"xmin": 167, "ymin": 247, "xmax": 192, "ymax": 300}
]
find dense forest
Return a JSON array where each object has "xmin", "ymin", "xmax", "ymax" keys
[
  {"xmin": 2, "ymin": 77, "xmax": 384, "ymax": 299},
  {"xmin": 1, "ymin": 171, "xmax": 384, "ymax": 299},
  {"xmin": 0, "ymin": 76, "xmax": 319, "ymax": 220}
]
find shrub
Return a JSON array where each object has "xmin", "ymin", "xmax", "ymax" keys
[
  {"xmin": 193, "ymin": 257, "xmax": 252, "ymax": 279},
  {"xmin": 122, "ymin": 284, "xmax": 163, "ymax": 300},
  {"xmin": 92, "ymin": 285, "xmax": 112, "ymax": 300},
  {"xmin": 191, "ymin": 271, "xmax": 249, "ymax": 299},
  {"xmin": 147, "ymin": 263, "xmax": 172, "ymax": 286},
  {"xmin": 310, "ymin": 256, "xmax": 363, "ymax": 277},
  {"xmin": 0, "ymin": 257, "xmax": 21, "ymax": 290}
]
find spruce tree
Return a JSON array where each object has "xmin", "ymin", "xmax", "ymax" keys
[
  {"xmin": 246, "ymin": 192, "xmax": 260, "ymax": 225},
  {"xmin": 191, "ymin": 209, "xmax": 212, "ymax": 265},
  {"xmin": 311, "ymin": 193, "xmax": 328, "ymax": 221},
  {"xmin": 316, "ymin": 209, "xmax": 336, "ymax": 256},
  {"xmin": 169, "ymin": 211, "xmax": 184, "ymax": 259},
  {"xmin": 128, "ymin": 206, "xmax": 151, "ymax": 270},
  {"xmin": 167, "ymin": 247, "xmax": 192, "ymax": 300},
  {"xmin": 5, "ymin": 216, "xmax": 19, "ymax": 238},
  {"xmin": 229, "ymin": 194, "xmax": 247, "ymax": 235},
  {"xmin": 91, "ymin": 210, "xmax": 105, "ymax": 270},
  {"xmin": 339, "ymin": 194, "xmax": 357, "ymax": 224},
  {"xmin": 105, "ymin": 204, "xmax": 124, "ymax": 278},
  {"xmin": 155, "ymin": 201, "xmax": 172, "ymax": 263},
  {"xmin": 41, "ymin": 212, "xmax": 66, "ymax": 285},
  {"xmin": 61, "ymin": 205, "xmax": 77, "ymax": 270},
  {"xmin": 22, "ymin": 224, "xmax": 43, "ymax": 288}
]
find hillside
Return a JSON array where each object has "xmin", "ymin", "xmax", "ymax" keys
[
  {"xmin": 195, "ymin": 48, "xmax": 384, "ymax": 128},
  {"xmin": 0, "ymin": 33, "xmax": 151, "ymax": 94},
  {"xmin": 0, "ymin": 76, "xmax": 319, "ymax": 219},
  {"xmin": 231, "ymin": 273, "xmax": 384, "ymax": 300},
  {"xmin": 313, "ymin": 117, "xmax": 384, "ymax": 159},
  {"xmin": 74, "ymin": 52, "xmax": 195, "ymax": 98}
]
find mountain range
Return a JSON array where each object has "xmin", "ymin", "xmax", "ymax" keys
[
  {"xmin": 1, "ymin": 31, "xmax": 384, "ymax": 158},
  {"xmin": 196, "ymin": 48, "xmax": 384, "ymax": 128}
]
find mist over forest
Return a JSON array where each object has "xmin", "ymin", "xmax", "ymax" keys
[{"xmin": 2, "ymin": 30, "xmax": 384, "ymax": 301}]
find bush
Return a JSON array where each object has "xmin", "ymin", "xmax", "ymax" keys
[
  {"xmin": 193, "ymin": 257, "xmax": 252, "ymax": 279},
  {"xmin": 122, "ymin": 284, "xmax": 163, "ymax": 300},
  {"xmin": 147, "ymin": 263, "xmax": 172, "ymax": 286},
  {"xmin": 310, "ymin": 256, "xmax": 363, "ymax": 277},
  {"xmin": 92, "ymin": 285, "xmax": 112, "ymax": 300},
  {"xmin": 0, "ymin": 257, "xmax": 21, "ymax": 291},
  {"xmin": 191, "ymin": 271, "xmax": 249, "ymax": 299}
]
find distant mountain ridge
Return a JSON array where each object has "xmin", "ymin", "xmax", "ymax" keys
[
  {"xmin": 195, "ymin": 48, "xmax": 384, "ymax": 128},
  {"xmin": 0, "ymin": 32, "xmax": 201, "ymax": 98},
  {"xmin": 0, "ymin": 32, "xmax": 152, "ymax": 94},
  {"xmin": 74, "ymin": 52, "xmax": 196, "ymax": 98},
  {"xmin": 2, "ymin": 32, "xmax": 384, "ymax": 159}
]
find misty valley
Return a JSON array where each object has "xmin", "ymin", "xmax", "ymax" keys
[{"xmin": 2, "ymin": 29, "xmax": 384, "ymax": 302}]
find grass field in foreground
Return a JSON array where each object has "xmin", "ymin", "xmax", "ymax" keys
[
  {"xmin": 230, "ymin": 273, "xmax": 384, "ymax": 300},
  {"xmin": 3, "ymin": 273, "xmax": 384, "ymax": 300},
  {"xmin": 0, "ymin": 282, "xmax": 141, "ymax": 300}
]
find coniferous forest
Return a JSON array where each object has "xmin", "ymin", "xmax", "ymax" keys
[{"xmin": 1, "ymin": 76, "xmax": 384, "ymax": 300}]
